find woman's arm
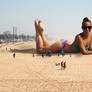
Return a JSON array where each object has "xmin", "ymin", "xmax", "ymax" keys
[
  {"xmin": 76, "ymin": 35, "xmax": 92, "ymax": 55},
  {"xmin": 89, "ymin": 34, "xmax": 92, "ymax": 50}
]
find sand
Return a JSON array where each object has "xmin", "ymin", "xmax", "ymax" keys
[{"xmin": 0, "ymin": 41, "xmax": 92, "ymax": 92}]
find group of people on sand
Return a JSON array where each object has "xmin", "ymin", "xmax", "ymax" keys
[{"xmin": 35, "ymin": 17, "xmax": 92, "ymax": 55}]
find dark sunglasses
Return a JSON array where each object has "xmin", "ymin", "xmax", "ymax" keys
[{"xmin": 82, "ymin": 26, "xmax": 92, "ymax": 30}]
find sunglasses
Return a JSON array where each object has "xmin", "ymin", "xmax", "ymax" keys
[{"xmin": 82, "ymin": 26, "xmax": 92, "ymax": 30}]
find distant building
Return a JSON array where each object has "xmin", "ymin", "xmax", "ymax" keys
[
  {"xmin": 13, "ymin": 26, "xmax": 17, "ymax": 35},
  {"xmin": 13, "ymin": 26, "xmax": 17, "ymax": 42},
  {"xmin": 3, "ymin": 30, "xmax": 11, "ymax": 35}
]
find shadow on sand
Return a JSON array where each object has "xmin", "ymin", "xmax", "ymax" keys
[
  {"xmin": 10, "ymin": 48, "xmax": 36, "ymax": 54},
  {"xmin": 10, "ymin": 48, "xmax": 82, "ymax": 57}
]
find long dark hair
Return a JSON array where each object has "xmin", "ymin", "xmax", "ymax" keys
[{"xmin": 82, "ymin": 17, "xmax": 91, "ymax": 27}]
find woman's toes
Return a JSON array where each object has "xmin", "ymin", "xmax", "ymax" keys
[
  {"xmin": 35, "ymin": 19, "xmax": 38, "ymax": 26},
  {"xmin": 38, "ymin": 20, "xmax": 43, "ymax": 23},
  {"xmin": 38, "ymin": 20, "xmax": 45, "ymax": 32},
  {"xmin": 34, "ymin": 19, "xmax": 39, "ymax": 33}
]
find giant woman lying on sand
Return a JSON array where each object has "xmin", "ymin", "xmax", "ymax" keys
[{"xmin": 35, "ymin": 17, "xmax": 92, "ymax": 55}]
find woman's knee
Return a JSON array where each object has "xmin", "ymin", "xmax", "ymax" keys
[
  {"xmin": 36, "ymin": 48, "xmax": 44, "ymax": 54},
  {"xmin": 37, "ymin": 47, "xmax": 49, "ymax": 54}
]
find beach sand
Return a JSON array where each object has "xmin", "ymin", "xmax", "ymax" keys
[{"xmin": 0, "ymin": 41, "xmax": 92, "ymax": 92}]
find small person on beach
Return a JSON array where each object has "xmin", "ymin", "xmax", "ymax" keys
[
  {"xmin": 35, "ymin": 17, "xmax": 92, "ymax": 55},
  {"xmin": 6, "ymin": 47, "xmax": 7, "ymax": 51},
  {"xmin": 33, "ymin": 52, "xmax": 35, "ymax": 57},
  {"xmin": 13, "ymin": 53, "xmax": 15, "ymax": 58},
  {"xmin": 10, "ymin": 48, "xmax": 11, "ymax": 51}
]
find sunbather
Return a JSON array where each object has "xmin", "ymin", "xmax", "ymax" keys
[{"xmin": 35, "ymin": 17, "xmax": 92, "ymax": 55}]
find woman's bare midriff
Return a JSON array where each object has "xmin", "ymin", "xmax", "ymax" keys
[{"xmin": 64, "ymin": 44, "xmax": 79, "ymax": 53}]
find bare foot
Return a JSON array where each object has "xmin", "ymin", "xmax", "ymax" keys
[
  {"xmin": 34, "ymin": 19, "xmax": 39, "ymax": 34},
  {"xmin": 38, "ymin": 20, "xmax": 45, "ymax": 34}
]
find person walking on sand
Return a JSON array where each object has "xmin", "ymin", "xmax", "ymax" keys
[
  {"xmin": 13, "ymin": 53, "xmax": 15, "ymax": 58},
  {"xmin": 34, "ymin": 17, "xmax": 92, "ymax": 55}
]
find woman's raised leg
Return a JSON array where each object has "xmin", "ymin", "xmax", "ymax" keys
[
  {"xmin": 35, "ymin": 19, "xmax": 69, "ymax": 54},
  {"xmin": 38, "ymin": 20, "xmax": 49, "ymax": 48},
  {"xmin": 34, "ymin": 19, "xmax": 43, "ymax": 52},
  {"xmin": 38, "ymin": 20, "xmax": 63, "ymax": 53}
]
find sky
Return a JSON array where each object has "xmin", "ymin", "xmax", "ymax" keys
[{"xmin": 0, "ymin": 0, "xmax": 92, "ymax": 40}]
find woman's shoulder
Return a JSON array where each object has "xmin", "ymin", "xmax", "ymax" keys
[
  {"xmin": 75, "ymin": 33, "xmax": 82, "ymax": 40},
  {"xmin": 74, "ymin": 33, "xmax": 83, "ymax": 45},
  {"xmin": 90, "ymin": 33, "xmax": 92, "ymax": 39}
]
